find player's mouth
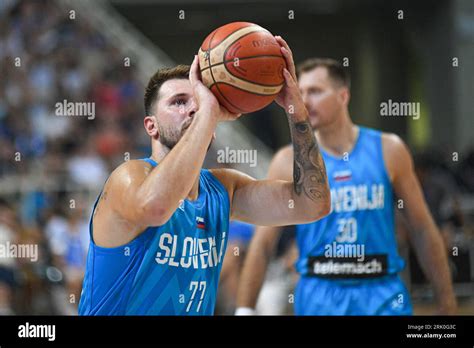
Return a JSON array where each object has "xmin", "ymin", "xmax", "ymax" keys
[
  {"xmin": 307, "ymin": 112, "xmax": 319, "ymax": 128},
  {"xmin": 185, "ymin": 119, "xmax": 194, "ymax": 128},
  {"xmin": 182, "ymin": 120, "xmax": 193, "ymax": 134},
  {"xmin": 304, "ymin": 106, "xmax": 317, "ymax": 117}
]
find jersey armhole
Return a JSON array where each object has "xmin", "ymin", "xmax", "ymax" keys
[
  {"xmin": 378, "ymin": 133, "xmax": 393, "ymax": 185},
  {"xmin": 204, "ymin": 169, "xmax": 231, "ymax": 214}
]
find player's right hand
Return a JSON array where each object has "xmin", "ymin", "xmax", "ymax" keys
[{"xmin": 190, "ymin": 55, "xmax": 241, "ymax": 122}]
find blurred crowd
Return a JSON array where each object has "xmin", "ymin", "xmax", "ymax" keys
[
  {"xmin": 0, "ymin": 0, "xmax": 147, "ymax": 314},
  {"xmin": 0, "ymin": 0, "xmax": 473, "ymax": 315}
]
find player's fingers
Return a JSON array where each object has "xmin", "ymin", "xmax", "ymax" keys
[
  {"xmin": 275, "ymin": 36, "xmax": 293, "ymax": 56},
  {"xmin": 275, "ymin": 36, "xmax": 297, "ymax": 81},
  {"xmin": 189, "ymin": 55, "xmax": 199, "ymax": 87},
  {"xmin": 280, "ymin": 47, "xmax": 297, "ymax": 81},
  {"xmin": 283, "ymin": 68, "xmax": 296, "ymax": 87}
]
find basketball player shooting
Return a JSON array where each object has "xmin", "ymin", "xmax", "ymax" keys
[
  {"xmin": 236, "ymin": 56, "xmax": 457, "ymax": 316},
  {"xmin": 78, "ymin": 37, "xmax": 330, "ymax": 315}
]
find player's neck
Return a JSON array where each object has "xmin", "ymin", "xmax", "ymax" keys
[
  {"xmin": 151, "ymin": 141, "xmax": 200, "ymax": 201},
  {"xmin": 315, "ymin": 113, "xmax": 358, "ymax": 157}
]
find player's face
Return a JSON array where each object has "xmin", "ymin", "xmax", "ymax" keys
[
  {"xmin": 154, "ymin": 79, "xmax": 197, "ymax": 149},
  {"xmin": 298, "ymin": 67, "xmax": 347, "ymax": 129}
]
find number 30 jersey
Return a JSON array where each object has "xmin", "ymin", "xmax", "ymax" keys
[
  {"xmin": 295, "ymin": 127, "xmax": 405, "ymax": 282},
  {"xmin": 78, "ymin": 158, "xmax": 230, "ymax": 315}
]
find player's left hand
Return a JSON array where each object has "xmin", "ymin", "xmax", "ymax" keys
[
  {"xmin": 190, "ymin": 55, "xmax": 241, "ymax": 122},
  {"xmin": 274, "ymin": 36, "xmax": 307, "ymax": 117}
]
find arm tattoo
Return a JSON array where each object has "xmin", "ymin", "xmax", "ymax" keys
[{"xmin": 290, "ymin": 119, "xmax": 328, "ymax": 202}]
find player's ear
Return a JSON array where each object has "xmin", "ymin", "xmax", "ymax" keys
[
  {"xmin": 338, "ymin": 87, "xmax": 350, "ymax": 107},
  {"xmin": 144, "ymin": 116, "xmax": 159, "ymax": 138}
]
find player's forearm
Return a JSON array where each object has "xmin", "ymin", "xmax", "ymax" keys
[
  {"xmin": 287, "ymin": 111, "xmax": 330, "ymax": 218},
  {"xmin": 138, "ymin": 109, "xmax": 217, "ymax": 221},
  {"xmin": 236, "ymin": 227, "xmax": 276, "ymax": 309},
  {"xmin": 410, "ymin": 222, "xmax": 457, "ymax": 314}
]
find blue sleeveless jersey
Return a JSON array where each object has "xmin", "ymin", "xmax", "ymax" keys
[
  {"xmin": 78, "ymin": 158, "xmax": 230, "ymax": 315},
  {"xmin": 295, "ymin": 127, "xmax": 405, "ymax": 283}
]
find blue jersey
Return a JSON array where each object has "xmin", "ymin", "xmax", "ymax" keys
[
  {"xmin": 294, "ymin": 127, "xmax": 412, "ymax": 315},
  {"xmin": 78, "ymin": 158, "xmax": 230, "ymax": 315},
  {"xmin": 228, "ymin": 221, "xmax": 255, "ymax": 245},
  {"xmin": 296, "ymin": 127, "xmax": 405, "ymax": 281}
]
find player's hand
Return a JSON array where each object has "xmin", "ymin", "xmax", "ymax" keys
[
  {"xmin": 274, "ymin": 36, "xmax": 307, "ymax": 117},
  {"xmin": 190, "ymin": 55, "xmax": 241, "ymax": 122}
]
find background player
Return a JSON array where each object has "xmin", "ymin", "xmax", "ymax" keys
[
  {"xmin": 236, "ymin": 56, "xmax": 457, "ymax": 315},
  {"xmin": 78, "ymin": 39, "xmax": 331, "ymax": 315}
]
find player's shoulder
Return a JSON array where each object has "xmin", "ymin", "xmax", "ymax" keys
[
  {"xmin": 381, "ymin": 131, "xmax": 404, "ymax": 147},
  {"xmin": 380, "ymin": 132, "xmax": 413, "ymax": 181},
  {"xmin": 208, "ymin": 168, "xmax": 254, "ymax": 186},
  {"xmin": 208, "ymin": 168, "xmax": 255, "ymax": 203},
  {"xmin": 266, "ymin": 144, "xmax": 293, "ymax": 180},
  {"xmin": 274, "ymin": 144, "xmax": 293, "ymax": 162},
  {"xmin": 107, "ymin": 159, "xmax": 153, "ymax": 189},
  {"xmin": 381, "ymin": 132, "xmax": 411, "ymax": 157}
]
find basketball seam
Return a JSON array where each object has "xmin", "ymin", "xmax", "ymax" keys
[
  {"xmin": 222, "ymin": 62, "xmax": 285, "ymax": 88},
  {"xmin": 200, "ymin": 54, "xmax": 285, "ymax": 72},
  {"xmin": 205, "ymin": 61, "xmax": 285, "ymax": 88},
  {"xmin": 208, "ymin": 27, "xmax": 246, "ymax": 114},
  {"xmin": 209, "ymin": 64, "xmax": 285, "ymax": 89},
  {"xmin": 219, "ymin": 29, "xmax": 284, "ymax": 88},
  {"xmin": 208, "ymin": 81, "xmax": 281, "ymax": 98},
  {"xmin": 222, "ymin": 29, "xmax": 271, "ymax": 63},
  {"xmin": 205, "ymin": 23, "xmax": 261, "ymax": 51}
]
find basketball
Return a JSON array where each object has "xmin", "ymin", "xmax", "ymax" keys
[{"xmin": 198, "ymin": 22, "xmax": 286, "ymax": 114}]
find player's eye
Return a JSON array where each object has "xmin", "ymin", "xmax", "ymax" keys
[
  {"xmin": 173, "ymin": 99, "xmax": 186, "ymax": 106},
  {"xmin": 309, "ymin": 88, "xmax": 322, "ymax": 95}
]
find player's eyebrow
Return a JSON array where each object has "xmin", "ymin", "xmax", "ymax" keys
[{"xmin": 168, "ymin": 93, "xmax": 189, "ymax": 100}]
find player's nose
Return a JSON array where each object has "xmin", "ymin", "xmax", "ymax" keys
[
  {"xmin": 188, "ymin": 99, "xmax": 198, "ymax": 117},
  {"xmin": 301, "ymin": 92, "xmax": 310, "ymax": 109}
]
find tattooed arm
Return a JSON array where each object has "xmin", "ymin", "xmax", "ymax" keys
[
  {"xmin": 211, "ymin": 122, "xmax": 329, "ymax": 226},
  {"xmin": 290, "ymin": 118, "xmax": 328, "ymax": 202},
  {"xmin": 210, "ymin": 36, "xmax": 330, "ymax": 226}
]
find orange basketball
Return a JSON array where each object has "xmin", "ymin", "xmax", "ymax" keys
[{"xmin": 198, "ymin": 22, "xmax": 286, "ymax": 114}]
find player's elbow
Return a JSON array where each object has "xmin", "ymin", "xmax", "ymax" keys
[
  {"xmin": 318, "ymin": 198, "xmax": 331, "ymax": 220},
  {"xmin": 320, "ymin": 186, "xmax": 332, "ymax": 217},
  {"xmin": 318, "ymin": 198, "xmax": 331, "ymax": 219},
  {"xmin": 312, "ymin": 200, "xmax": 331, "ymax": 222},
  {"xmin": 301, "ymin": 190, "xmax": 331, "ymax": 223}
]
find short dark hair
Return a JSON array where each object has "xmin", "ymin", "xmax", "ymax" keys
[
  {"xmin": 144, "ymin": 65, "xmax": 190, "ymax": 115},
  {"xmin": 297, "ymin": 58, "xmax": 350, "ymax": 88}
]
